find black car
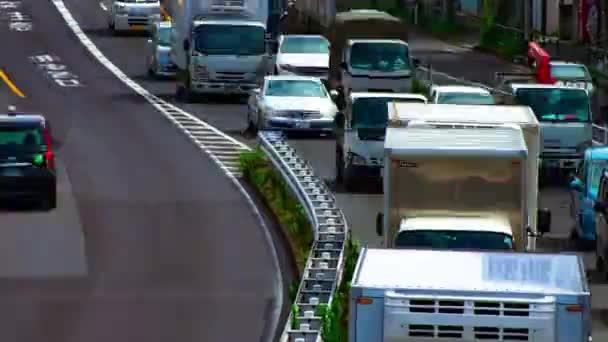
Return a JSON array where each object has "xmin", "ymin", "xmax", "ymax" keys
[{"xmin": 0, "ymin": 110, "xmax": 56, "ymax": 210}]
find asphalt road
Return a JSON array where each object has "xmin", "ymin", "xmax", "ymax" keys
[
  {"xmin": 0, "ymin": 0, "xmax": 282, "ymax": 341},
  {"xmin": 55, "ymin": 0, "xmax": 608, "ymax": 336}
]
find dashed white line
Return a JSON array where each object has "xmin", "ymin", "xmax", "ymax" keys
[
  {"xmin": 99, "ymin": 2, "xmax": 107, "ymax": 11},
  {"xmin": 49, "ymin": 0, "xmax": 284, "ymax": 336}
]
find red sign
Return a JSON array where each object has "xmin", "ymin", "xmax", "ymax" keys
[
  {"xmin": 527, "ymin": 42, "xmax": 555, "ymax": 84},
  {"xmin": 579, "ymin": 0, "xmax": 600, "ymax": 43}
]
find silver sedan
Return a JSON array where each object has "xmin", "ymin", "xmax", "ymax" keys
[{"xmin": 247, "ymin": 75, "xmax": 339, "ymax": 133}]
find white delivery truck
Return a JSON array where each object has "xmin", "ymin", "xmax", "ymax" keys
[
  {"xmin": 376, "ymin": 124, "xmax": 552, "ymax": 251},
  {"xmin": 349, "ymin": 248, "xmax": 592, "ymax": 342},
  {"xmin": 169, "ymin": 0, "xmax": 270, "ymax": 101},
  {"xmin": 386, "ymin": 103, "xmax": 544, "ymax": 237},
  {"xmin": 333, "ymin": 92, "xmax": 427, "ymax": 190}
]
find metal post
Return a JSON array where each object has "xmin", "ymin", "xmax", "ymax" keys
[{"xmin": 524, "ymin": 0, "xmax": 531, "ymax": 40}]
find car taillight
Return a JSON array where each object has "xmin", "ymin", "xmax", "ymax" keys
[{"xmin": 43, "ymin": 126, "xmax": 54, "ymax": 169}]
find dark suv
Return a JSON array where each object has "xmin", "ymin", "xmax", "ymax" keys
[{"xmin": 0, "ymin": 111, "xmax": 56, "ymax": 210}]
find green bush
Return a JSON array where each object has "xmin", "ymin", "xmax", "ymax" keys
[
  {"xmin": 320, "ymin": 238, "xmax": 361, "ymax": 342},
  {"xmin": 239, "ymin": 148, "xmax": 313, "ymax": 271},
  {"xmin": 479, "ymin": 24, "xmax": 525, "ymax": 60},
  {"xmin": 411, "ymin": 78, "xmax": 429, "ymax": 96}
]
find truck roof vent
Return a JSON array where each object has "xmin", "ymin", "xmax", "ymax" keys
[{"xmin": 210, "ymin": 0, "xmax": 246, "ymax": 13}]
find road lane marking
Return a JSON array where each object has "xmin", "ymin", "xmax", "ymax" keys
[
  {"xmin": 50, "ymin": 0, "xmax": 284, "ymax": 336},
  {"xmin": 0, "ymin": 69, "xmax": 25, "ymax": 98},
  {"xmin": 99, "ymin": 2, "xmax": 107, "ymax": 11}
]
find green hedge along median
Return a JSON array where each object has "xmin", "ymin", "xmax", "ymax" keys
[
  {"xmin": 316, "ymin": 238, "xmax": 361, "ymax": 342},
  {"xmin": 238, "ymin": 148, "xmax": 313, "ymax": 273}
]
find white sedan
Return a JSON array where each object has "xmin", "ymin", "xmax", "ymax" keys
[
  {"xmin": 247, "ymin": 75, "xmax": 338, "ymax": 133},
  {"xmin": 274, "ymin": 35, "xmax": 330, "ymax": 80},
  {"xmin": 429, "ymin": 85, "xmax": 495, "ymax": 105}
]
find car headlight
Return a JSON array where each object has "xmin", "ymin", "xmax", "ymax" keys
[
  {"xmin": 577, "ymin": 140, "xmax": 593, "ymax": 153},
  {"xmin": 348, "ymin": 152, "xmax": 367, "ymax": 165}
]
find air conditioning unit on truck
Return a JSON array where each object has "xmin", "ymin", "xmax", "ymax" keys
[
  {"xmin": 384, "ymin": 103, "xmax": 546, "ymax": 240},
  {"xmin": 349, "ymin": 248, "xmax": 593, "ymax": 342},
  {"xmin": 169, "ymin": 0, "xmax": 270, "ymax": 101},
  {"xmin": 375, "ymin": 123, "xmax": 552, "ymax": 251}
]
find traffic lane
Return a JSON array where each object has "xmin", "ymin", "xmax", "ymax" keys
[
  {"xmin": 2, "ymin": 1, "xmax": 278, "ymax": 341},
  {"xmin": 60, "ymin": 0, "xmax": 248, "ymax": 134},
  {"xmin": 0, "ymin": 83, "xmax": 86, "ymax": 278},
  {"xmin": 409, "ymin": 32, "xmax": 527, "ymax": 85}
]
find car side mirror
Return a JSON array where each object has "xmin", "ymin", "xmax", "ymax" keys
[
  {"xmin": 537, "ymin": 208, "xmax": 551, "ymax": 234},
  {"xmin": 333, "ymin": 112, "xmax": 345, "ymax": 129},
  {"xmin": 340, "ymin": 61, "xmax": 348, "ymax": 69},
  {"xmin": 376, "ymin": 212, "xmax": 383, "ymax": 236},
  {"xmin": 182, "ymin": 39, "xmax": 190, "ymax": 51},
  {"xmin": 412, "ymin": 57, "xmax": 421, "ymax": 68}
]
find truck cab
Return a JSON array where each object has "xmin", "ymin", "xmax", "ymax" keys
[
  {"xmin": 392, "ymin": 215, "xmax": 516, "ymax": 250},
  {"xmin": 508, "ymin": 84, "xmax": 592, "ymax": 176},
  {"xmin": 333, "ymin": 92, "xmax": 427, "ymax": 190}
]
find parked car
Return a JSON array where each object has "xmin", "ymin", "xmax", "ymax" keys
[
  {"xmin": 569, "ymin": 146, "xmax": 608, "ymax": 244},
  {"xmin": 593, "ymin": 168, "xmax": 608, "ymax": 280},
  {"xmin": 274, "ymin": 34, "xmax": 330, "ymax": 81},
  {"xmin": 429, "ymin": 85, "xmax": 495, "ymax": 105},
  {"xmin": 145, "ymin": 21, "xmax": 176, "ymax": 77},
  {"xmin": 246, "ymin": 75, "xmax": 338, "ymax": 134}
]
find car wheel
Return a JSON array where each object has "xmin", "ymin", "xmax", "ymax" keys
[
  {"xmin": 41, "ymin": 190, "xmax": 56, "ymax": 211},
  {"xmin": 246, "ymin": 108, "xmax": 258, "ymax": 136}
]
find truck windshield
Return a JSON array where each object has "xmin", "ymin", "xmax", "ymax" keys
[
  {"xmin": 550, "ymin": 64, "xmax": 591, "ymax": 81},
  {"xmin": 394, "ymin": 230, "xmax": 514, "ymax": 250},
  {"xmin": 515, "ymin": 88, "xmax": 590, "ymax": 122},
  {"xmin": 437, "ymin": 93, "xmax": 495, "ymax": 105},
  {"xmin": 194, "ymin": 25, "xmax": 265, "ymax": 55},
  {"xmin": 351, "ymin": 97, "xmax": 426, "ymax": 140},
  {"xmin": 349, "ymin": 43, "xmax": 410, "ymax": 72}
]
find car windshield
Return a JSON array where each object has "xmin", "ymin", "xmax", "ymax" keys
[
  {"xmin": 551, "ymin": 64, "xmax": 590, "ymax": 80},
  {"xmin": 394, "ymin": 230, "xmax": 514, "ymax": 250},
  {"xmin": 194, "ymin": 25, "xmax": 265, "ymax": 55},
  {"xmin": 515, "ymin": 88, "xmax": 591, "ymax": 122},
  {"xmin": 280, "ymin": 36, "xmax": 329, "ymax": 54},
  {"xmin": 589, "ymin": 160, "xmax": 608, "ymax": 189},
  {"xmin": 349, "ymin": 42, "xmax": 411, "ymax": 72},
  {"xmin": 0, "ymin": 123, "xmax": 44, "ymax": 157},
  {"xmin": 265, "ymin": 80, "xmax": 326, "ymax": 97},
  {"xmin": 437, "ymin": 92, "xmax": 495, "ymax": 105},
  {"xmin": 157, "ymin": 27, "xmax": 171, "ymax": 46}
]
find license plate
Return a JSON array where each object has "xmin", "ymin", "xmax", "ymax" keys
[
  {"xmin": 131, "ymin": 25, "xmax": 146, "ymax": 30},
  {"xmin": 565, "ymin": 81, "xmax": 586, "ymax": 89},
  {"xmin": 1, "ymin": 167, "xmax": 22, "ymax": 177},
  {"xmin": 295, "ymin": 121, "xmax": 311, "ymax": 129}
]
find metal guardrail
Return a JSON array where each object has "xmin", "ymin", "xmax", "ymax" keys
[{"xmin": 258, "ymin": 131, "xmax": 349, "ymax": 342}]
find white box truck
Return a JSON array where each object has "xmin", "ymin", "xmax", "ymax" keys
[
  {"xmin": 349, "ymin": 248, "xmax": 592, "ymax": 342},
  {"xmin": 386, "ymin": 103, "xmax": 544, "ymax": 237},
  {"xmin": 376, "ymin": 124, "xmax": 552, "ymax": 251},
  {"xmin": 169, "ymin": 0, "xmax": 270, "ymax": 101}
]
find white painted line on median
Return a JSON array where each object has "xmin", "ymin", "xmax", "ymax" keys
[
  {"xmin": 49, "ymin": 0, "xmax": 284, "ymax": 335},
  {"xmin": 99, "ymin": 2, "xmax": 107, "ymax": 11}
]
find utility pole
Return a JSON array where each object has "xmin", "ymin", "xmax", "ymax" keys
[{"xmin": 523, "ymin": 0, "xmax": 531, "ymax": 40}]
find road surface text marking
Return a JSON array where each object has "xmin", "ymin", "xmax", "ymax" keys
[
  {"xmin": 0, "ymin": 1, "xmax": 32, "ymax": 31},
  {"xmin": 29, "ymin": 54, "xmax": 82, "ymax": 87},
  {"xmin": 99, "ymin": 2, "xmax": 107, "ymax": 11},
  {"xmin": 0, "ymin": 68, "xmax": 25, "ymax": 98}
]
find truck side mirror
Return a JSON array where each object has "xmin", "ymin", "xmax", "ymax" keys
[
  {"xmin": 537, "ymin": 208, "xmax": 551, "ymax": 234},
  {"xmin": 594, "ymin": 201, "xmax": 607, "ymax": 213},
  {"xmin": 376, "ymin": 212, "xmax": 383, "ymax": 236},
  {"xmin": 330, "ymin": 89, "xmax": 339, "ymax": 101},
  {"xmin": 333, "ymin": 112, "xmax": 345, "ymax": 129},
  {"xmin": 182, "ymin": 39, "xmax": 190, "ymax": 52},
  {"xmin": 412, "ymin": 57, "xmax": 421, "ymax": 68}
]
